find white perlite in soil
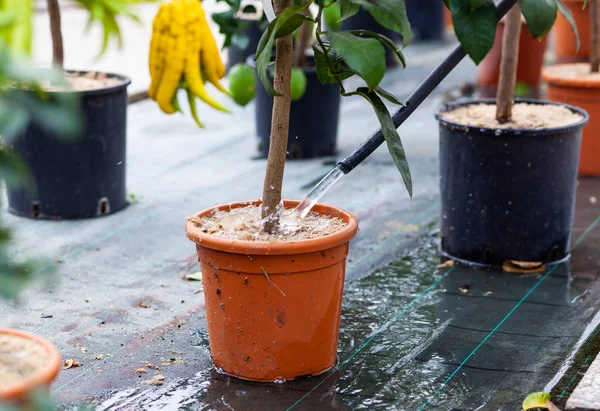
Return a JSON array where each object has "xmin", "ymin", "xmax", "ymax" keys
[
  {"xmin": 43, "ymin": 72, "xmax": 123, "ymax": 92},
  {"xmin": 190, "ymin": 204, "xmax": 347, "ymax": 242},
  {"xmin": 0, "ymin": 334, "xmax": 49, "ymax": 389},
  {"xmin": 566, "ymin": 353, "xmax": 600, "ymax": 410},
  {"xmin": 442, "ymin": 103, "xmax": 583, "ymax": 130}
]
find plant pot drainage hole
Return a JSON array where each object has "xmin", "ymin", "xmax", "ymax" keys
[
  {"xmin": 32, "ymin": 201, "xmax": 41, "ymax": 219},
  {"xmin": 97, "ymin": 198, "xmax": 110, "ymax": 215}
]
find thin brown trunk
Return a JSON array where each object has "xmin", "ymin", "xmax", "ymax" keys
[
  {"xmin": 47, "ymin": 0, "xmax": 64, "ymax": 68},
  {"xmin": 591, "ymin": 0, "xmax": 600, "ymax": 72},
  {"xmin": 261, "ymin": 0, "xmax": 294, "ymax": 233},
  {"xmin": 496, "ymin": 4, "xmax": 521, "ymax": 124},
  {"xmin": 294, "ymin": 9, "xmax": 311, "ymax": 67}
]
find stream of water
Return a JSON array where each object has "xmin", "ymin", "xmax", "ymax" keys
[{"xmin": 294, "ymin": 166, "xmax": 345, "ymax": 218}]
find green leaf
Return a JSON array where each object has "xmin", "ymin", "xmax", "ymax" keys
[
  {"xmin": 339, "ymin": 0, "xmax": 360, "ymax": 21},
  {"xmin": 348, "ymin": 0, "xmax": 412, "ymax": 46},
  {"xmin": 449, "ymin": 0, "xmax": 497, "ymax": 65},
  {"xmin": 312, "ymin": 43, "xmax": 354, "ymax": 84},
  {"xmin": 555, "ymin": 0, "xmax": 580, "ymax": 52},
  {"xmin": 521, "ymin": 0, "xmax": 557, "ymax": 38},
  {"xmin": 374, "ymin": 87, "xmax": 404, "ymax": 105},
  {"xmin": 255, "ymin": 1, "xmax": 314, "ymax": 95},
  {"xmin": 186, "ymin": 272, "xmax": 203, "ymax": 281},
  {"xmin": 328, "ymin": 31, "xmax": 385, "ymax": 89},
  {"xmin": 350, "ymin": 29, "xmax": 406, "ymax": 67},
  {"xmin": 0, "ymin": 148, "xmax": 30, "ymax": 188},
  {"xmin": 275, "ymin": 13, "xmax": 311, "ymax": 38},
  {"xmin": 522, "ymin": 392, "xmax": 551, "ymax": 410},
  {"xmin": 355, "ymin": 87, "xmax": 412, "ymax": 196}
]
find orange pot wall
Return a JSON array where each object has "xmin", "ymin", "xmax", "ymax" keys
[
  {"xmin": 554, "ymin": 0, "xmax": 589, "ymax": 63},
  {"xmin": 543, "ymin": 65, "xmax": 600, "ymax": 176},
  {"xmin": 186, "ymin": 200, "xmax": 359, "ymax": 382},
  {"xmin": 478, "ymin": 22, "xmax": 549, "ymax": 93}
]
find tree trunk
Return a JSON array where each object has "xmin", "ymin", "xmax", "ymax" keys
[
  {"xmin": 47, "ymin": 0, "xmax": 64, "ymax": 68},
  {"xmin": 294, "ymin": 9, "xmax": 311, "ymax": 68},
  {"xmin": 591, "ymin": 0, "xmax": 600, "ymax": 72},
  {"xmin": 261, "ymin": 0, "xmax": 294, "ymax": 233},
  {"xmin": 495, "ymin": 4, "xmax": 521, "ymax": 124}
]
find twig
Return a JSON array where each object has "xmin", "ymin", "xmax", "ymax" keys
[
  {"xmin": 47, "ymin": 0, "xmax": 64, "ymax": 68},
  {"xmin": 261, "ymin": 267, "xmax": 286, "ymax": 296},
  {"xmin": 591, "ymin": 0, "xmax": 600, "ymax": 72},
  {"xmin": 496, "ymin": 4, "xmax": 522, "ymax": 123}
]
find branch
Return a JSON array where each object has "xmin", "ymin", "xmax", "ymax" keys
[
  {"xmin": 591, "ymin": 0, "xmax": 599, "ymax": 72},
  {"xmin": 496, "ymin": 4, "xmax": 521, "ymax": 124},
  {"xmin": 47, "ymin": 0, "xmax": 64, "ymax": 68}
]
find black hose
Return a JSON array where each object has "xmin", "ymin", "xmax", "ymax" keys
[{"xmin": 337, "ymin": 0, "xmax": 520, "ymax": 174}]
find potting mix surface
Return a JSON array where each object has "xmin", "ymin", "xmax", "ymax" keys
[{"xmin": 2, "ymin": 40, "xmax": 600, "ymax": 410}]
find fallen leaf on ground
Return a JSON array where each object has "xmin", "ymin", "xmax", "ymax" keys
[
  {"xmin": 63, "ymin": 358, "xmax": 82, "ymax": 369},
  {"xmin": 438, "ymin": 260, "xmax": 454, "ymax": 269},
  {"xmin": 161, "ymin": 357, "xmax": 184, "ymax": 367},
  {"xmin": 143, "ymin": 361, "xmax": 160, "ymax": 371},
  {"xmin": 503, "ymin": 261, "xmax": 545, "ymax": 274},
  {"xmin": 139, "ymin": 302, "xmax": 149, "ymax": 308},
  {"xmin": 142, "ymin": 375, "xmax": 166, "ymax": 386},
  {"xmin": 136, "ymin": 368, "xmax": 147, "ymax": 374},
  {"xmin": 81, "ymin": 347, "xmax": 87, "ymax": 354},
  {"xmin": 458, "ymin": 286, "xmax": 469, "ymax": 294},
  {"xmin": 522, "ymin": 392, "xmax": 552, "ymax": 410},
  {"xmin": 186, "ymin": 271, "xmax": 203, "ymax": 281},
  {"xmin": 95, "ymin": 354, "xmax": 103, "ymax": 360}
]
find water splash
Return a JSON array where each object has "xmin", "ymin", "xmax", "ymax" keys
[{"xmin": 295, "ymin": 167, "xmax": 345, "ymax": 219}]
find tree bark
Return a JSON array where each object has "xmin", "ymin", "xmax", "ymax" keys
[
  {"xmin": 591, "ymin": 0, "xmax": 600, "ymax": 72},
  {"xmin": 261, "ymin": 0, "xmax": 294, "ymax": 233},
  {"xmin": 495, "ymin": 4, "xmax": 521, "ymax": 124},
  {"xmin": 47, "ymin": 0, "xmax": 64, "ymax": 68}
]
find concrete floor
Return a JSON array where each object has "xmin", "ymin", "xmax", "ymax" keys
[{"xmin": 3, "ymin": 36, "xmax": 600, "ymax": 409}]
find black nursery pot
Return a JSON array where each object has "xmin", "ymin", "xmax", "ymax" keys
[
  {"xmin": 249, "ymin": 56, "xmax": 341, "ymax": 159},
  {"xmin": 8, "ymin": 71, "xmax": 131, "ymax": 220},
  {"xmin": 226, "ymin": 20, "xmax": 263, "ymax": 71},
  {"xmin": 405, "ymin": 0, "xmax": 444, "ymax": 41},
  {"xmin": 436, "ymin": 99, "xmax": 588, "ymax": 267}
]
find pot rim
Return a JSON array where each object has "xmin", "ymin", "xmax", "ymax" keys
[
  {"xmin": 541, "ymin": 63, "xmax": 600, "ymax": 89},
  {"xmin": 0, "ymin": 328, "xmax": 62, "ymax": 401},
  {"xmin": 185, "ymin": 200, "xmax": 358, "ymax": 255},
  {"xmin": 17, "ymin": 69, "xmax": 132, "ymax": 97},
  {"xmin": 435, "ymin": 98, "xmax": 589, "ymax": 136}
]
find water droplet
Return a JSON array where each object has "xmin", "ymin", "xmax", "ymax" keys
[{"xmin": 117, "ymin": 161, "xmax": 123, "ymax": 165}]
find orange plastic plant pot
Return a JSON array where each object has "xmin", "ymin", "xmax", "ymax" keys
[
  {"xmin": 543, "ymin": 64, "xmax": 600, "ymax": 176},
  {"xmin": 185, "ymin": 200, "xmax": 359, "ymax": 382},
  {"xmin": 553, "ymin": 0, "xmax": 589, "ymax": 63},
  {"xmin": 0, "ymin": 328, "xmax": 62, "ymax": 403},
  {"xmin": 478, "ymin": 20, "xmax": 548, "ymax": 95}
]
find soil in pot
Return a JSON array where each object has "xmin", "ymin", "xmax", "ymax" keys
[
  {"xmin": 553, "ymin": 0, "xmax": 589, "ymax": 63},
  {"xmin": 542, "ymin": 63, "xmax": 600, "ymax": 175},
  {"xmin": 478, "ymin": 19, "xmax": 548, "ymax": 98},
  {"xmin": 186, "ymin": 200, "xmax": 358, "ymax": 382},
  {"xmin": 250, "ymin": 56, "xmax": 341, "ymax": 159},
  {"xmin": 437, "ymin": 100, "xmax": 587, "ymax": 267},
  {"xmin": 7, "ymin": 70, "xmax": 131, "ymax": 220}
]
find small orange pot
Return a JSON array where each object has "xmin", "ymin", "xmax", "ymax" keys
[
  {"xmin": 478, "ymin": 20, "xmax": 549, "ymax": 97},
  {"xmin": 0, "ymin": 328, "xmax": 62, "ymax": 403},
  {"xmin": 543, "ymin": 63, "xmax": 600, "ymax": 176},
  {"xmin": 553, "ymin": 0, "xmax": 589, "ymax": 63},
  {"xmin": 444, "ymin": 7, "xmax": 452, "ymax": 28},
  {"xmin": 185, "ymin": 200, "xmax": 358, "ymax": 382}
]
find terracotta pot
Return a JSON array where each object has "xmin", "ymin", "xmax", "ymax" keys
[
  {"xmin": 543, "ymin": 63, "xmax": 600, "ymax": 175},
  {"xmin": 444, "ymin": 7, "xmax": 452, "ymax": 28},
  {"xmin": 477, "ymin": 21, "xmax": 549, "ymax": 98},
  {"xmin": 553, "ymin": 0, "xmax": 589, "ymax": 63},
  {"xmin": 0, "ymin": 328, "xmax": 62, "ymax": 403},
  {"xmin": 185, "ymin": 200, "xmax": 358, "ymax": 382}
]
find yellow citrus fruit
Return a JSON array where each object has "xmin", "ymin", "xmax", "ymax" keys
[{"xmin": 228, "ymin": 63, "xmax": 256, "ymax": 107}]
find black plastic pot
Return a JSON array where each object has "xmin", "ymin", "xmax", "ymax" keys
[
  {"xmin": 249, "ymin": 56, "xmax": 341, "ymax": 159},
  {"xmin": 339, "ymin": 10, "xmax": 401, "ymax": 68},
  {"xmin": 8, "ymin": 71, "xmax": 131, "ymax": 220},
  {"xmin": 226, "ymin": 20, "xmax": 263, "ymax": 71},
  {"xmin": 436, "ymin": 99, "xmax": 588, "ymax": 267},
  {"xmin": 405, "ymin": 0, "xmax": 444, "ymax": 41}
]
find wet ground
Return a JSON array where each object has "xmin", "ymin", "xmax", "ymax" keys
[{"xmin": 2, "ymin": 39, "xmax": 600, "ymax": 410}]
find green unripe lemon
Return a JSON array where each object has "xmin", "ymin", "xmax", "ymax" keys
[
  {"xmin": 323, "ymin": 2, "xmax": 341, "ymax": 30},
  {"xmin": 290, "ymin": 68, "xmax": 307, "ymax": 102},
  {"xmin": 228, "ymin": 63, "xmax": 256, "ymax": 107}
]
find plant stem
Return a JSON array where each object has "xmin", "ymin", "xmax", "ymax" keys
[
  {"xmin": 261, "ymin": 0, "xmax": 294, "ymax": 233},
  {"xmin": 495, "ymin": 3, "xmax": 521, "ymax": 124},
  {"xmin": 591, "ymin": 0, "xmax": 600, "ymax": 72},
  {"xmin": 294, "ymin": 9, "xmax": 311, "ymax": 67},
  {"xmin": 47, "ymin": 0, "xmax": 64, "ymax": 68}
]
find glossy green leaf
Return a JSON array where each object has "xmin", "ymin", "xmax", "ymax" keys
[
  {"xmin": 348, "ymin": 0, "xmax": 412, "ymax": 46},
  {"xmin": 555, "ymin": 0, "xmax": 580, "ymax": 52},
  {"xmin": 312, "ymin": 43, "xmax": 354, "ymax": 84},
  {"xmin": 374, "ymin": 87, "xmax": 405, "ymax": 106},
  {"xmin": 350, "ymin": 29, "xmax": 406, "ymax": 67},
  {"xmin": 521, "ymin": 0, "xmax": 557, "ymax": 38},
  {"xmin": 328, "ymin": 31, "xmax": 385, "ymax": 89},
  {"xmin": 355, "ymin": 87, "xmax": 412, "ymax": 197},
  {"xmin": 449, "ymin": 0, "xmax": 497, "ymax": 65},
  {"xmin": 522, "ymin": 392, "xmax": 551, "ymax": 410},
  {"xmin": 339, "ymin": 0, "xmax": 360, "ymax": 21},
  {"xmin": 275, "ymin": 13, "xmax": 312, "ymax": 38}
]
